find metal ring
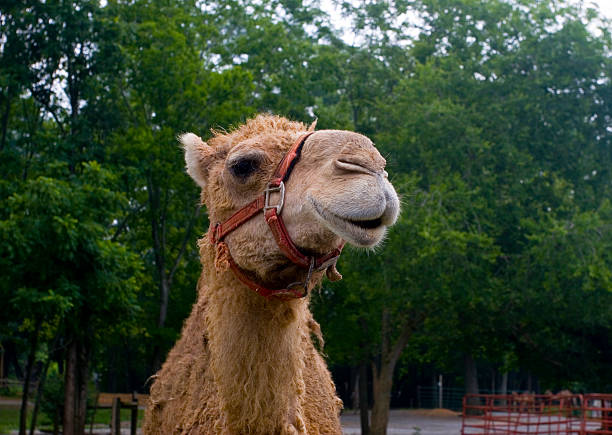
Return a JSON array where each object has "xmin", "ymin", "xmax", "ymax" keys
[{"xmin": 264, "ymin": 181, "xmax": 285, "ymax": 214}]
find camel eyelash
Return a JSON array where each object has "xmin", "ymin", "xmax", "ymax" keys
[{"xmin": 229, "ymin": 157, "xmax": 261, "ymax": 179}]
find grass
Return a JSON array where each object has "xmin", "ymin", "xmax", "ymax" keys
[
  {"xmin": 88, "ymin": 407, "xmax": 144, "ymax": 426},
  {"xmin": 0, "ymin": 402, "xmax": 143, "ymax": 434},
  {"xmin": 0, "ymin": 404, "xmax": 23, "ymax": 434},
  {"xmin": 0, "ymin": 386, "xmax": 22, "ymax": 398}
]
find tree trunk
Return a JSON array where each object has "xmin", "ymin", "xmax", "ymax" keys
[
  {"xmin": 367, "ymin": 302, "xmax": 420, "ymax": 435},
  {"xmin": 370, "ymin": 364, "xmax": 394, "ymax": 435},
  {"xmin": 76, "ymin": 339, "xmax": 89, "ymax": 434},
  {"xmin": 19, "ymin": 320, "xmax": 42, "ymax": 435},
  {"xmin": 148, "ymin": 175, "xmax": 168, "ymax": 373},
  {"xmin": 464, "ymin": 354, "xmax": 479, "ymax": 395},
  {"xmin": 0, "ymin": 86, "xmax": 11, "ymax": 151},
  {"xmin": 158, "ymin": 278, "xmax": 170, "ymax": 329},
  {"xmin": 146, "ymin": 176, "xmax": 178, "ymax": 332},
  {"xmin": 359, "ymin": 361, "xmax": 370, "ymax": 435},
  {"xmin": 63, "ymin": 337, "xmax": 90, "ymax": 435},
  {"xmin": 500, "ymin": 371, "xmax": 508, "ymax": 395},
  {"xmin": 526, "ymin": 371, "xmax": 532, "ymax": 392},
  {"xmin": 62, "ymin": 339, "xmax": 77, "ymax": 435},
  {"xmin": 368, "ymin": 310, "xmax": 417, "ymax": 435},
  {"xmin": 464, "ymin": 354, "xmax": 479, "ymax": 413},
  {"xmin": 29, "ymin": 329, "xmax": 60, "ymax": 435},
  {"xmin": 147, "ymin": 174, "xmax": 200, "ymax": 372},
  {"xmin": 350, "ymin": 366, "xmax": 359, "ymax": 410},
  {"xmin": 63, "ymin": 339, "xmax": 77, "ymax": 435}
]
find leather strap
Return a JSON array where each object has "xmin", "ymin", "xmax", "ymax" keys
[
  {"xmin": 209, "ymin": 132, "xmax": 315, "ymax": 245},
  {"xmin": 222, "ymin": 242, "xmax": 312, "ymax": 299},
  {"xmin": 264, "ymin": 208, "xmax": 311, "ymax": 268},
  {"xmin": 209, "ymin": 196, "xmax": 265, "ymax": 244},
  {"xmin": 209, "ymin": 131, "xmax": 344, "ymax": 299},
  {"xmin": 264, "ymin": 208, "xmax": 344, "ymax": 270},
  {"xmin": 270, "ymin": 131, "xmax": 312, "ymax": 184}
]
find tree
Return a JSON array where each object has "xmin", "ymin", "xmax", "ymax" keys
[
  {"xmin": 102, "ymin": 0, "xmax": 256, "ymax": 372},
  {"xmin": 0, "ymin": 163, "xmax": 142, "ymax": 434},
  {"xmin": 314, "ymin": 175, "xmax": 501, "ymax": 434},
  {"xmin": 1, "ymin": 2, "xmax": 144, "ymax": 432}
]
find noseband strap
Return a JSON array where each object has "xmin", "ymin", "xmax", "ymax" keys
[{"xmin": 209, "ymin": 132, "xmax": 344, "ymax": 299}]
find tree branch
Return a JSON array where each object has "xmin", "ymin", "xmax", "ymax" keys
[
  {"xmin": 168, "ymin": 204, "xmax": 201, "ymax": 287},
  {"xmin": 29, "ymin": 87, "xmax": 67, "ymax": 136},
  {"xmin": 0, "ymin": 85, "xmax": 12, "ymax": 151},
  {"xmin": 147, "ymin": 173, "xmax": 165, "ymax": 276},
  {"xmin": 389, "ymin": 312, "xmax": 425, "ymax": 367},
  {"xmin": 110, "ymin": 203, "xmax": 146, "ymax": 242}
]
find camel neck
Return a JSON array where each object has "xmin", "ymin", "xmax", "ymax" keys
[{"xmin": 199, "ymin": 239, "xmax": 312, "ymax": 433}]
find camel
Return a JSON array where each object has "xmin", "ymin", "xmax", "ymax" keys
[{"xmin": 144, "ymin": 115, "xmax": 400, "ymax": 434}]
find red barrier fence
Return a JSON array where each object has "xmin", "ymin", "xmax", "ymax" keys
[{"xmin": 461, "ymin": 393, "xmax": 612, "ymax": 434}]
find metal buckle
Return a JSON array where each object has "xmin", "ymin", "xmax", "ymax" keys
[
  {"xmin": 286, "ymin": 257, "xmax": 315, "ymax": 298},
  {"xmin": 264, "ymin": 181, "xmax": 285, "ymax": 214},
  {"xmin": 314, "ymin": 255, "xmax": 340, "ymax": 272}
]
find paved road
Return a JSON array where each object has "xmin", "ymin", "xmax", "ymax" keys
[{"xmin": 342, "ymin": 409, "xmax": 463, "ymax": 435}]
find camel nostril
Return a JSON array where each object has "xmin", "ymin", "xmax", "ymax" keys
[
  {"xmin": 335, "ymin": 159, "xmax": 377, "ymax": 175},
  {"xmin": 379, "ymin": 182, "xmax": 400, "ymax": 226}
]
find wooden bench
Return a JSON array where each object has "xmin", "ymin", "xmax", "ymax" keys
[
  {"xmin": 90, "ymin": 392, "xmax": 149, "ymax": 435},
  {"xmin": 97, "ymin": 392, "xmax": 149, "ymax": 407}
]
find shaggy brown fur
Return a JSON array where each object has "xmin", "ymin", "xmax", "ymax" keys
[{"xmin": 144, "ymin": 115, "xmax": 399, "ymax": 434}]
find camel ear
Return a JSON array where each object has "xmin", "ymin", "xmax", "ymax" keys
[
  {"xmin": 308, "ymin": 118, "xmax": 318, "ymax": 132},
  {"xmin": 180, "ymin": 133, "xmax": 213, "ymax": 188}
]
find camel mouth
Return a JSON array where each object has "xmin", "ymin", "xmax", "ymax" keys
[
  {"xmin": 348, "ymin": 217, "xmax": 383, "ymax": 229},
  {"xmin": 309, "ymin": 199, "xmax": 387, "ymax": 247}
]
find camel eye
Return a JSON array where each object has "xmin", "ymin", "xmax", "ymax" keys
[{"xmin": 229, "ymin": 157, "xmax": 260, "ymax": 179}]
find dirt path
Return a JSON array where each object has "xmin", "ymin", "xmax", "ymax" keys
[{"xmin": 0, "ymin": 398, "xmax": 24, "ymax": 406}]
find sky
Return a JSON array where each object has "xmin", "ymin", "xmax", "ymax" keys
[
  {"xmin": 320, "ymin": 0, "xmax": 612, "ymax": 45},
  {"xmin": 320, "ymin": 0, "xmax": 612, "ymax": 22},
  {"xmin": 592, "ymin": 0, "xmax": 612, "ymax": 18}
]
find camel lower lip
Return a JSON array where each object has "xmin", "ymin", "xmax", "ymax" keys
[{"xmin": 309, "ymin": 199, "xmax": 385, "ymax": 246}]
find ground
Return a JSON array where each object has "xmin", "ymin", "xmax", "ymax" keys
[
  {"xmin": 0, "ymin": 396, "xmax": 144, "ymax": 435},
  {"xmin": 1, "ymin": 397, "xmax": 462, "ymax": 435},
  {"xmin": 341, "ymin": 409, "xmax": 462, "ymax": 435}
]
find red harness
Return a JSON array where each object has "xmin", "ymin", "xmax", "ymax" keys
[{"xmin": 209, "ymin": 132, "xmax": 344, "ymax": 299}]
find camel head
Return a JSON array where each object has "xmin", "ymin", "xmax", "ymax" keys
[{"xmin": 181, "ymin": 115, "xmax": 399, "ymax": 289}]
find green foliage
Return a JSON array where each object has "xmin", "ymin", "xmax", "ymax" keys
[
  {"xmin": 316, "ymin": 0, "xmax": 612, "ymax": 396},
  {"xmin": 1, "ymin": 162, "xmax": 142, "ymax": 330},
  {"xmin": 39, "ymin": 365, "xmax": 64, "ymax": 429},
  {"xmin": 99, "ymin": 0, "xmax": 257, "ymax": 372}
]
